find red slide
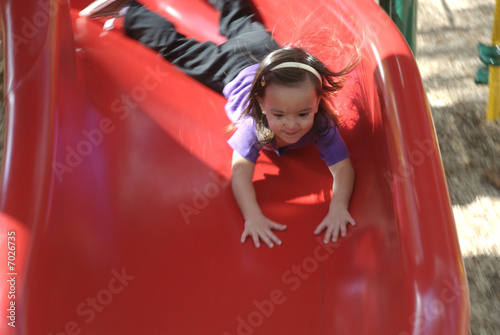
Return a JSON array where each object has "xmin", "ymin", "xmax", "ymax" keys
[{"xmin": 0, "ymin": 0, "xmax": 469, "ymax": 334}]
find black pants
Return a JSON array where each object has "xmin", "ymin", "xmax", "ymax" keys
[{"xmin": 124, "ymin": 0, "xmax": 280, "ymax": 93}]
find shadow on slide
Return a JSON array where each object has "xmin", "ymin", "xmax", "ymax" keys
[{"xmin": 0, "ymin": 0, "xmax": 469, "ymax": 334}]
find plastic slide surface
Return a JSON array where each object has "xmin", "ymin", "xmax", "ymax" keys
[{"xmin": 0, "ymin": 0, "xmax": 469, "ymax": 334}]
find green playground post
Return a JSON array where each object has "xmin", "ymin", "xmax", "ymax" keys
[{"xmin": 379, "ymin": 0, "xmax": 418, "ymax": 54}]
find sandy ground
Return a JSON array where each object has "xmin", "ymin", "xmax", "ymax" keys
[
  {"xmin": 414, "ymin": 0, "xmax": 500, "ymax": 333},
  {"xmin": 0, "ymin": 0, "xmax": 499, "ymax": 333}
]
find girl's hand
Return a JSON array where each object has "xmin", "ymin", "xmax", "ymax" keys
[
  {"xmin": 314, "ymin": 206, "xmax": 355, "ymax": 243},
  {"xmin": 241, "ymin": 214, "xmax": 287, "ymax": 248}
]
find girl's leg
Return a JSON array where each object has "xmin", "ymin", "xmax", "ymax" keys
[
  {"xmin": 210, "ymin": 0, "xmax": 255, "ymax": 38},
  {"xmin": 211, "ymin": 0, "xmax": 280, "ymax": 83},
  {"xmin": 124, "ymin": 1, "xmax": 279, "ymax": 92},
  {"xmin": 125, "ymin": 1, "xmax": 232, "ymax": 93}
]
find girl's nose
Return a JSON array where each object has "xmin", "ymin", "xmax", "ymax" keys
[{"xmin": 284, "ymin": 117, "xmax": 299, "ymax": 129}]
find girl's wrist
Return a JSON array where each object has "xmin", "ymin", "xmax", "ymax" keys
[
  {"xmin": 242, "ymin": 206, "xmax": 263, "ymax": 220},
  {"xmin": 329, "ymin": 199, "xmax": 349, "ymax": 211}
]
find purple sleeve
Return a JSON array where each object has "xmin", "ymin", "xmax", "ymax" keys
[
  {"xmin": 315, "ymin": 127, "xmax": 350, "ymax": 166},
  {"xmin": 227, "ymin": 118, "xmax": 262, "ymax": 163},
  {"xmin": 223, "ymin": 64, "xmax": 259, "ymax": 123}
]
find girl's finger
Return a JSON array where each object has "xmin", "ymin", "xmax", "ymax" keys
[
  {"xmin": 271, "ymin": 222, "xmax": 287, "ymax": 231},
  {"xmin": 323, "ymin": 226, "xmax": 333, "ymax": 243},
  {"xmin": 240, "ymin": 230, "xmax": 249, "ymax": 243},
  {"xmin": 314, "ymin": 221, "xmax": 326, "ymax": 235},
  {"xmin": 252, "ymin": 233, "xmax": 261, "ymax": 248},
  {"xmin": 340, "ymin": 223, "xmax": 347, "ymax": 237},
  {"xmin": 331, "ymin": 226, "xmax": 340, "ymax": 242},
  {"xmin": 259, "ymin": 232, "xmax": 274, "ymax": 248},
  {"xmin": 268, "ymin": 231, "xmax": 282, "ymax": 246}
]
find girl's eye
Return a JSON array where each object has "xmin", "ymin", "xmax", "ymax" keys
[
  {"xmin": 273, "ymin": 113, "xmax": 284, "ymax": 118},
  {"xmin": 299, "ymin": 113, "xmax": 309, "ymax": 117}
]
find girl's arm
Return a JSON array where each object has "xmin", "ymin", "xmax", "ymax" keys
[
  {"xmin": 314, "ymin": 157, "xmax": 356, "ymax": 243},
  {"xmin": 231, "ymin": 150, "xmax": 287, "ymax": 248}
]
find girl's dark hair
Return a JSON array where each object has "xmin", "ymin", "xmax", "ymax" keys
[{"xmin": 232, "ymin": 46, "xmax": 359, "ymax": 145}]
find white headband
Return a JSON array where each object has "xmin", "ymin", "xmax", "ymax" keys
[{"xmin": 270, "ymin": 62, "xmax": 322, "ymax": 84}]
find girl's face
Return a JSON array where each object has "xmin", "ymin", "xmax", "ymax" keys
[{"xmin": 260, "ymin": 80, "xmax": 321, "ymax": 147}]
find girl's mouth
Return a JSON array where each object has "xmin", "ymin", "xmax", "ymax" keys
[{"xmin": 283, "ymin": 131, "xmax": 300, "ymax": 137}]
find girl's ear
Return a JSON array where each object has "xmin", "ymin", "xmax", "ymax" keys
[
  {"xmin": 256, "ymin": 96, "xmax": 265, "ymax": 114},
  {"xmin": 315, "ymin": 97, "xmax": 322, "ymax": 113}
]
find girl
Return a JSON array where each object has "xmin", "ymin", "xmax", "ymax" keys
[{"xmin": 80, "ymin": 0, "xmax": 358, "ymax": 248}]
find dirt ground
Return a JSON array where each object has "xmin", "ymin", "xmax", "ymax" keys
[
  {"xmin": 415, "ymin": 0, "xmax": 500, "ymax": 334},
  {"xmin": 0, "ymin": 0, "xmax": 499, "ymax": 333}
]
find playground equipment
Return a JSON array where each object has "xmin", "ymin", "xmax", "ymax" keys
[
  {"xmin": 477, "ymin": 0, "xmax": 500, "ymax": 120},
  {"xmin": 380, "ymin": 0, "xmax": 418, "ymax": 54},
  {"xmin": 485, "ymin": 0, "xmax": 500, "ymax": 120},
  {"xmin": 0, "ymin": 0, "xmax": 469, "ymax": 334}
]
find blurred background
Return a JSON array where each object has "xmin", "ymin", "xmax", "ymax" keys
[
  {"xmin": 413, "ymin": 0, "xmax": 500, "ymax": 333},
  {"xmin": 0, "ymin": 0, "xmax": 498, "ymax": 333}
]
